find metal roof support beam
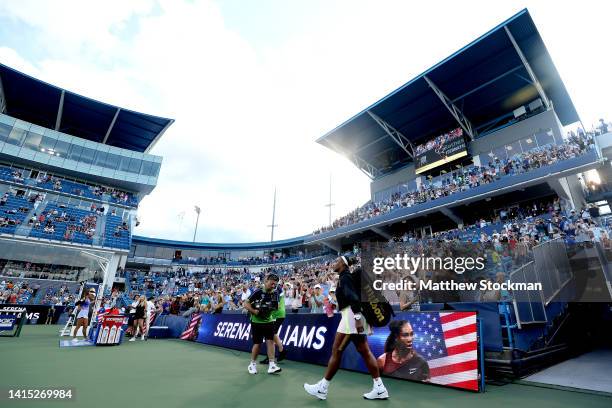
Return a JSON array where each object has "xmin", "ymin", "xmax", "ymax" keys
[
  {"xmin": 102, "ymin": 108, "xmax": 121, "ymax": 144},
  {"xmin": 475, "ymin": 111, "xmax": 515, "ymax": 134},
  {"xmin": 513, "ymin": 72, "xmax": 533, "ymax": 86},
  {"xmin": 0, "ymin": 73, "xmax": 6, "ymax": 114},
  {"xmin": 504, "ymin": 26, "xmax": 550, "ymax": 110},
  {"xmin": 440, "ymin": 207, "xmax": 463, "ymax": 227},
  {"xmin": 423, "ymin": 75, "xmax": 477, "ymax": 141},
  {"xmin": 321, "ymin": 239, "xmax": 341, "ymax": 254},
  {"xmin": 55, "ymin": 90, "xmax": 65, "ymax": 131},
  {"xmin": 327, "ymin": 138, "xmax": 381, "ymax": 179},
  {"xmin": 371, "ymin": 226, "xmax": 391, "ymax": 240},
  {"xmin": 451, "ymin": 65, "xmax": 524, "ymax": 103},
  {"xmin": 354, "ymin": 134, "xmax": 388, "ymax": 154},
  {"xmin": 367, "ymin": 111, "xmax": 414, "ymax": 158},
  {"xmin": 351, "ymin": 154, "xmax": 381, "ymax": 179}
]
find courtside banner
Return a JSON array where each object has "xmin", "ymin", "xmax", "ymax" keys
[
  {"xmin": 0, "ymin": 315, "xmax": 16, "ymax": 329},
  {"xmin": 0, "ymin": 304, "xmax": 65, "ymax": 324},
  {"xmin": 196, "ymin": 313, "xmax": 339, "ymax": 366},
  {"xmin": 196, "ymin": 311, "xmax": 482, "ymax": 391}
]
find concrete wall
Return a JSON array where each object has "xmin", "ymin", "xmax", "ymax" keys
[
  {"xmin": 370, "ymin": 163, "xmax": 416, "ymax": 198},
  {"xmin": 596, "ymin": 131, "xmax": 612, "ymax": 150},
  {"xmin": 470, "ymin": 109, "xmax": 563, "ymax": 156}
]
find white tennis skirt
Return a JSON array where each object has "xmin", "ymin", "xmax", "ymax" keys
[{"xmin": 337, "ymin": 307, "xmax": 372, "ymax": 335}]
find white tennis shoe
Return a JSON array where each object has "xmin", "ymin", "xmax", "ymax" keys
[
  {"xmin": 363, "ymin": 384, "xmax": 389, "ymax": 400},
  {"xmin": 267, "ymin": 361, "xmax": 282, "ymax": 374},
  {"xmin": 304, "ymin": 381, "xmax": 328, "ymax": 400}
]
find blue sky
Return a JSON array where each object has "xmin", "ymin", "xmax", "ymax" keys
[{"xmin": 0, "ymin": 0, "xmax": 610, "ymax": 243}]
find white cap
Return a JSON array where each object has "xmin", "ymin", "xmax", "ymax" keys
[{"xmin": 314, "ymin": 284, "xmax": 321, "ymax": 289}]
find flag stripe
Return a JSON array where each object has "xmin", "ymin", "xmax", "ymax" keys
[
  {"xmin": 443, "ymin": 324, "xmax": 477, "ymax": 340},
  {"xmin": 445, "ymin": 331, "xmax": 477, "ymax": 347},
  {"xmin": 428, "ymin": 369, "xmax": 478, "ymax": 385},
  {"xmin": 428, "ymin": 350, "xmax": 477, "ymax": 368},
  {"xmin": 180, "ymin": 314, "xmax": 201, "ymax": 340},
  {"xmin": 430, "ymin": 359, "xmax": 478, "ymax": 377},
  {"xmin": 446, "ymin": 341, "xmax": 478, "ymax": 356},
  {"xmin": 446, "ymin": 379, "xmax": 479, "ymax": 391},
  {"xmin": 440, "ymin": 312, "xmax": 474, "ymax": 324},
  {"xmin": 441, "ymin": 316, "xmax": 477, "ymax": 332}
]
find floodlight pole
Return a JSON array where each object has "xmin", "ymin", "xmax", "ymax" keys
[
  {"xmin": 193, "ymin": 206, "xmax": 201, "ymax": 243},
  {"xmin": 268, "ymin": 187, "xmax": 278, "ymax": 242},
  {"xmin": 324, "ymin": 173, "xmax": 335, "ymax": 226}
]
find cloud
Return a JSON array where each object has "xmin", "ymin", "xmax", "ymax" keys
[{"xmin": 0, "ymin": 0, "xmax": 610, "ymax": 243}]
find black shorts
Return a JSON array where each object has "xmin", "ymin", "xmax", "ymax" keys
[
  {"xmin": 251, "ymin": 322, "xmax": 275, "ymax": 344},
  {"xmin": 273, "ymin": 318, "xmax": 284, "ymax": 333}
]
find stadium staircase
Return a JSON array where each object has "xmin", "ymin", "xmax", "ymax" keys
[
  {"xmin": 124, "ymin": 270, "xmax": 133, "ymax": 293},
  {"xmin": 135, "ymin": 274, "xmax": 145, "ymax": 293},
  {"xmin": 14, "ymin": 199, "xmax": 48, "ymax": 237},
  {"xmin": 486, "ymin": 238, "xmax": 612, "ymax": 379},
  {"xmin": 93, "ymin": 215, "xmax": 106, "ymax": 247}
]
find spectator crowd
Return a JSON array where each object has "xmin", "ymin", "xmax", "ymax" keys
[{"xmin": 314, "ymin": 132, "xmax": 596, "ymax": 235}]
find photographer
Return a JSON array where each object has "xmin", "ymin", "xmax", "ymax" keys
[
  {"xmin": 260, "ymin": 282, "xmax": 288, "ymax": 365},
  {"xmin": 243, "ymin": 273, "xmax": 282, "ymax": 375}
]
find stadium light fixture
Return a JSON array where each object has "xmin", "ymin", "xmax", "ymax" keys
[{"xmin": 193, "ymin": 205, "xmax": 201, "ymax": 242}]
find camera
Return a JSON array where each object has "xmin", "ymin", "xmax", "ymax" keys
[{"xmin": 252, "ymin": 298, "xmax": 278, "ymax": 320}]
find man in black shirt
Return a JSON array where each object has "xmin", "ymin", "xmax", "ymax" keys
[{"xmin": 244, "ymin": 274, "xmax": 282, "ymax": 375}]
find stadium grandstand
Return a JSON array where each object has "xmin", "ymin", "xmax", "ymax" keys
[
  {"xmin": 2, "ymin": 8, "xmax": 612, "ymax": 408},
  {"xmin": 0, "ymin": 61, "xmax": 173, "ymax": 304}
]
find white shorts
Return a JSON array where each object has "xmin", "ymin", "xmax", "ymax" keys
[{"xmin": 337, "ymin": 307, "xmax": 372, "ymax": 335}]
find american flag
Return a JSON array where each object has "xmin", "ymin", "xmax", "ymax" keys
[
  {"xmin": 96, "ymin": 307, "xmax": 108, "ymax": 323},
  {"xmin": 145, "ymin": 311, "xmax": 157, "ymax": 335},
  {"xmin": 180, "ymin": 313, "xmax": 202, "ymax": 341},
  {"xmin": 411, "ymin": 311, "xmax": 479, "ymax": 390}
]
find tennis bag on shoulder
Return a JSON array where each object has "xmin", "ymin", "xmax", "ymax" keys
[{"xmin": 353, "ymin": 267, "xmax": 394, "ymax": 327}]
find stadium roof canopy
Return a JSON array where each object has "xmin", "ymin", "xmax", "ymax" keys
[
  {"xmin": 317, "ymin": 9, "xmax": 579, "ymax": 179},
  {"xmin": 132, "ymin": 235, "xmax": 308, "ymax": 250},
  {"xmin": 0, "ymin": 64, "xmax": 174, "ymax": 153}
]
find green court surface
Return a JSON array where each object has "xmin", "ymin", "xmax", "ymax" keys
[{"xmin": 1, "ymin": 326, "xmax": 611, "ymax": 408}]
